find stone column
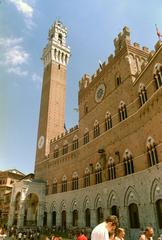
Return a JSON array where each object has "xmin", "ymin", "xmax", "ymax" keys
[
  {"xmin": 47, "ymin": 211, "xmax": 52, "ymax": 227},
  {"xmin": 90, "ymin": 209, "xmax": 96, "ymax": 228},
  {"xmin": 56, "ymin": 211, "xmax": 61, "ymax": 228},
  {"xmin": 17, "ymin": 200, "xmax": 25, "ymax": 228},
  {"xmin": 78, "ymin": 209, "xmax": 84, "ymax": 227},
  {"xmin": 8, "ymin": 201, "xmax": 15, "ymax": 227},
  {"xmin": 66, "ymin": 210, "xmax": 72, "ymax": 228},
  {"xmin": 37, "ymin": 201, "xmax": 45, "ymax": 227}
]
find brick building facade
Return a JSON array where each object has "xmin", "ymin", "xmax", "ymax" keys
[{"xmin": 8, "ymin": 21, "xmax": 162, "ymax": 240}]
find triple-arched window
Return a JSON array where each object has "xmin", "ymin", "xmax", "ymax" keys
[
  {"xmin": 138, "ymin": 83, "xmax": 147, "ymax": 106},
  {"xmin": 105, "ymin": 112, "xmax": 112, "ymax": 130},
  {"xmin": 123, "ymin": 149, "xmax": 134, "ymax": 175},
  {"xmin": 119, "ymin": 101, "xmax": 127, "ymax": 121},
  {"xmin": 108, "ymin": 157, "xmax": 116, "ymax": 180},
  {"xmin": 147, "ymin": 137, "xmax": 158, "ymax": 166},
  {"xmin": 153, "ymin": 63, "xmax": 162, "ymax": 89},
  {"xmin": 94, "ymin": 120, "xmax": 100, "ymax": 138}
]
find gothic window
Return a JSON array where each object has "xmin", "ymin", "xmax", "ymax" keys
[
  {"xmin": 108, "ymin": 157, "xmax": 116, "ymax": 180},
  {"xmin": 138, "ymin": 83, "xmax": 147, "ymax": 106},
  {"xmin": 97, "ymin": 207, "xmax": 103, "ymax": 224},
  {"xmin": 95, "ymin": 162, "xmax": 102, "ymax": 184},
  {"xmin": 72, "ymin": 172, "xmax": 79, "ymax": 190},
  {"xmin": 62, "ymin": 175, "xmax": 67, "ymax": 192},
  {"xmin": 85, "ymin": 208, "xmax": 91, "ymax": 227},
  {"xmin": 123, "ymin": 149, "xmax": 134, "ymax": 175},
  {"xmin": 105, "ymin": 112, "xmax": 112, "ymax": 130},
  {"xmin": 72, "ymin": 135, "xmax": 79, "ymax": 151},
  {"xmin": 118, "ymin": 101, "xmax": 127, "ymax": 121},
  {"xmin": 53, "ymin": 145, "xmax": 59, "ymax": 158},
  {"xmin": 84, "ymin": 168, "xmax": 90, "ymax": 187},
  {"xmin": 156, "ymin": 199, "xmax": 162, "ymax": 228},
  {"xmin": 52, "ymin": 178, "xmax": 57, "ymax": 194},
  {"xmin": 63, "ymin": 141, "xmax": 68, "ymax": 155},
  {"xmin": 129, "ymin": 203, "xmax": 140, "ymax": 228},
  {"xmin": 153, "ymin": 63, "xmax": 162, "ymax": 89},
  {"xmin": 72, "ymin": 210, "xmax": 78, "ymax": 226},
  {"xmin": 52, "ymin": 211, "xmax": 56, "ymax": 226},
  {"xmin": 147, "ymin": 137, "xmax": 158, "ymax": 166},
  {"xmin": 116, "ymin": 73, "xmax": 122, "ymax": 86},
  {"xmin": 94, "ymin": 120, "xmax": 100, "ymax": 138},
  {"xmin": 84, "ymin": 103, "xmax": 88, "ymax": 114},
  {"xmin": 111, "ymin": 205, "xmax": 119, "ymax": 218},
  {"xmin": 58, "ymin": 33, "xmax": 63, "ymax": 44},
  {"xmin": 61, "ymin": 210, "xmax": 66, "ymax": 229},
  {"xmin": 83, "ymin": 128, "xmax": 89, "ymax": 144}
]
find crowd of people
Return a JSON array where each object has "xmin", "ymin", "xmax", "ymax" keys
[{"xmin": 0, "ymin": 215, "xmax": 162, "ymax": 240}]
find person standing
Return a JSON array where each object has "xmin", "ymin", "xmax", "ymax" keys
[
  {"xmin": 139, "ymin": 226, "xmax": 154, "ymax": 240},
  {"xmin": 114, "ymin": 228, "xmax": 125, "ymax": 240},
  {"xmin": 77, "ymin": 230, "xmax": 88, "ymax": 240},
  {"xmin": 91, "ymin": 215, "xmax": 118, "ymax": 240}
]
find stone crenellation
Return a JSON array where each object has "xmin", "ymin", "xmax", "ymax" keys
[
  {"xmin": 79, "ymin": 26, "xmax": 154, "ymax": 92},
  {"xmin": 50, "ymin": 124, "xmax": 79, "ymax": 143}
]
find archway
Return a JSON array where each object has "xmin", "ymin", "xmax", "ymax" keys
[
  {"xmin": 24, "ymin": 193, "xmax": 39, "ymax": 226},
  {"xmin": 61, "ymin": 210, "xmax": 66, "ymax": 230}
]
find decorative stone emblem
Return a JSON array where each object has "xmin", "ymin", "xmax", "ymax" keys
[{"xmin": 95, "ymin": 83, "xmax": 106, "ymax": 103}]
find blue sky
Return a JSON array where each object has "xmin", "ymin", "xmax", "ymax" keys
[{"xmin": 1, "ymin": 0, "xmax": 162, "ymax": 174}]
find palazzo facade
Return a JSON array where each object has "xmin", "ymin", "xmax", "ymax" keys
[{"xmin": 8, "ymin": 21, "xmax": 162, "ymax": 240}]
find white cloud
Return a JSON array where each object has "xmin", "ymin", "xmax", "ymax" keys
[
  {"xmin": 8, "ymin": 67, "xmax": 28, "ymax": 76},
  {"xmin": 32, "ymin": 73, "xmax": 42, "ymax": 86},
  {"xmin": 8, "ymin": 0, "xmax": 35, "ymax": 29},
  {"xmin": 0, "ymin": 37, "xmax": 30, "ymax": 77},
  {"xmin": 5, "ymin": 46, "xmax": 29, "ymax": 65},
  {"xmin": 9, "ymin": 0, "xmax": 33, "ymax": 18}
]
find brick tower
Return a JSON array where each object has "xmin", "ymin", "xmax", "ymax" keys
[{"xmin": 35, "ymin": 21, "xmax": 70, "ymax": 168}]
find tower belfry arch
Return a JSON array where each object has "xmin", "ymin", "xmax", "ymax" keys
[{"xmin": 35, "ymin": 21, "xmax": 70, "ymax": 172}]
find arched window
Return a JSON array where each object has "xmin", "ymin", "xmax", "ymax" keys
[
  {"xmin": 53, "ymin": 145, "xmax": 59, "ymax": 158},
  {"xmin": 111, "ymin": 205, "xmax": 119, "ymax": 218},
  {"xmin": 97, "ymin": 207, "xmax": 103, "ymax": 224},
  {"xmin": 84, "ymin": 103, "xmax": 88, "ymax": 114},
  {"xmin": 72, "ymin": 172, "xmax": 79, "ymax": 190},
  {"xmin": 84, "ymin": 168, "xmax": 90, "ymax": 187},
  {"xmin": 72, "ymin": 210, "xmax": 78, "ymax": 226},
  {"xmin": 94, "ymin": 120, "xmax": 100, "ymax": 138},
  {"xmin": 118, "ymin": 101, "xmax": 127, "ymax": 121},
  {"xmin": 62, "ymin": 175, "xmax": 67, "ymax": 192},
  {"xmin": 156, "ymin": 199, "xmax": 162, "ymax": 228},
  {"xmin": 138, "ymin": 83, "xmax": 147, "ymax": 106},
  {"xmin": 105, "ymin": 112, "xmax": 112, "ymax": 130},
  {"xmin": 129, "ymin": 203, "xmax": 140, "ymax": 228},
  {"xmin": 108, "ymin": 157, "xmax": 116, "ymax": 180},
  {"xmin": 153, "ymin": 63, "xmax": 162, "ymax": 89},
  {"xmin": 52, "ymin": 178, "xmax": 57, "ymax": 194},
  {"xmin": 63, "ymin": 141, "xmax": 68, "ymax": 155},
  {"xmin": 62, "ymin": 210, "xmax": 66, "ymax": 230},
  {"xmin": 85, "ymin": 208, "xmax": 91, "ymax": 227},
  {"xmin": 72, "ymin": 135, "xmax": 79, "ymax": 150},
  {"xmin": 115, "ymin": 73, "xmax": 122, "ymax": 86},
  {"xmin": 95, "ymin": 162, "xmax": 102, "ymax": 184},
  {"xmin": 52, "ymin": 211, "xmax": 56, "ymax": 226},
  {"xmin": 123, "ymin": 149, "xmax": 134, "ymax": 175},
  {"xmin": 147, "ymin": 137, "xmax": 158, "ymax": 166},
  {"xmin": 83, "ymin": 128, "xmax": 89, "ymax": 145},
  {"xmin": 58, "ymin": 33, "xmax": 63, "ymax": 44}
]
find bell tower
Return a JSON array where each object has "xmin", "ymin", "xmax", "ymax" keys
[{"xmin": 35, "ymin": 21, "xmax": 70, "ymax": 166}]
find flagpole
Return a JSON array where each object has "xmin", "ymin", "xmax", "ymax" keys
[{"xmin": 155, "ymin": 24, "xmax": 161, "ymax": 41}]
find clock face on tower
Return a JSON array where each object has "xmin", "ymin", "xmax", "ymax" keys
[
  {"xmin": 38, "ymin": 135, "xmax": 45, "ymax": 149},
  {"xmin": 95, "ymin": 83, "xmax": 106, "ymax": 103}
]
